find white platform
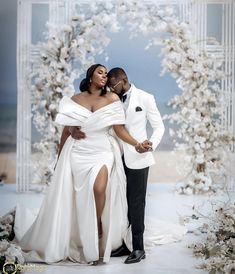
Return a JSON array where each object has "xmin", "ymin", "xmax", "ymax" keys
[{"xmin": 0, "ymin": 183, "xmax": 232, "ymax": 274}]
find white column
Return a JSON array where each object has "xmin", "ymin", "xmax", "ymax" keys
[
  {"xmin": 16, "ymin": 0, "xmax": 32, "ymax": 192},
  {"xmin": 49, "ymin": 0, "xmax": 73, "ymax": 24},
  {"xmin": 221, "ymin": 0, "xmax": 235, "ymax": 190}
]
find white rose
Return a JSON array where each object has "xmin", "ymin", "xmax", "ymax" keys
[
  {"xmin": 0, "ymin": 230, "xmax": 9, "ymax": 237},
  {"xmin": 5, "ymin": 244, "xmax": 24, "ymax": 264},
  {"xmin": 1, "ymin": 214, "xmax": 14, "ymax": 225},
  {"xmin": 48, "ymin": 104, "xmax": 56, "ymax": 111},
  {"xmin": 77, "ymin": 37, "xmax": 85, "ymax": 46},
  {"xmin": 184, "ymin": 187, "xmax": 193, "ymax": 195},
  {"xmin": 60, "ymin": 47, "xmax": 69, "ymax": 59},
  {"xmin": 224, "ymin": 263, "xmax": 235, "ymax": 274},
  {"xmin": 5, "ymin": 254, "xmax": 15, "ymax": 262},
  {"xmin": 5, "ymin": 224, "xmax": 12, "ymax": 233},
  {"xmin": 104, "ymin": 2, "xmax": 113, "ymax": 10},
  {"xmin": 70, "ymin": 39, "xmax": 78, "ymax": 48},
  {"xmin": 110, "ymin": 23, "xmax": 120, "ymax": 33},
  {"xmin": 0, "ymin": 240, "xmax": 10, "ymax": 252},
  {"xmin": 101, "ymin": 14, "xmax": 111, "ymax": 24}
]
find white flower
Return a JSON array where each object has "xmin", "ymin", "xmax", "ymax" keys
[
  {"xmin": 0, "ymin": 231, "xmax": 9, "ymax": 237},
  {"xmin": 60, "ymin": 47, "xmax": 69, "ymax": 59},
  {"xmin": 0, "ymin": 240, "xmax": 10, "ymax": 252},
  {"xmin": 6, "ymin": 245, "xmax": 24, "ymax": 264},
  {"xmin": 48, "ymin": 104, "xmax": 56, "ymax": 111},
  {"xmin": 178, "ymin": 215, "xmax": 190, "ymax": 225},
  {"xmin": 103, "ymin": 2, "xmax": 113, "ymax": 10},
  {"xmin": 70, "ymin": 39, "xmax": 78, "ymax": 48},
  {"xmin": 194, "ymin": 143, "xmax": 200, "ymax": 150},
  {"xmin": 40, "ymin": 100, "xmax": 47, "ymax": 108},
  {"xmin": 61, "ymin": 24, "xmax": 72, "ymax": 33},
  {"xmin": 101, "ymin": 14, "xmax": 111, "ymax": 24},
  {"xmin": 1, "ymin": 214, "xmax": 14, "ymax": 225},
  {"xmin": 5, "ymin": 254, "xmax": 15, "ymax": 262},
  {"xmin": 225, "ymin": 263, "xmax": 235, "ymax": 274},
  {"xmin": 110, "ymin": 22, "xmax": 120, "ymax": 33},
  {"xmin": 77, "ymin": 37, "xmax": 85, "ymax": 46},
  {"xmin": 4, "ymin": 224, "xmax": 12, "ymax": 233},
  {"xmin": 184, "ymin": 187, "xmax": 193, "ymax": 195}
]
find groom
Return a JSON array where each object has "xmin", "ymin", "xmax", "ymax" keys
[
  {"xmin": 69, "ymin": 68, "xmax": 164, "ymax": 264},
  {"xmin": 106, "ymin": 68, "xmax": 164, "ymax": 263}
]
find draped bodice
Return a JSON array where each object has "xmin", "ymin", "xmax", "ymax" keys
[
  {"xmin": 55, "ymin": 96, "xmax": 125, "ymax": 154},
  {"xmin": 55, "ymin": 96, "xmax": 125, "ymax": 133}
]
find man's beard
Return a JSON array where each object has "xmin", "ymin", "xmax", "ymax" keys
[{"xmin": 118, "ymin": 89, "xmax": 125, "ymax": 99}]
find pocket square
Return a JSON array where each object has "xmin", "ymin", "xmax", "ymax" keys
[{"xmin": 135, "ymin": 106, "xmax": 142, "ymax": 112}]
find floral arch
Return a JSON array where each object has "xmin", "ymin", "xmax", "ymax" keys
[{"xmin": 17, "ymin": 0, "xmax": 235, "ymax": 193}]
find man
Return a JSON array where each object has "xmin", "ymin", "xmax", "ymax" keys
[
  {"xmin": 106, "ymin": 68, "xmax": 164, "ymax": 264},
  {"xmin": 60, "ymin": 68, "xmax": 165, "ymax": 264}
]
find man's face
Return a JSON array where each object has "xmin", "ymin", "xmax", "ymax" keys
[{"xmin": 108, "ymin": 77, "xmax": 125, "ymax": 97}]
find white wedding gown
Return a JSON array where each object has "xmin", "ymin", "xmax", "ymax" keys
[{"xmin": 13, "ymin": 97, "xmax": 187, "ymax": 265}]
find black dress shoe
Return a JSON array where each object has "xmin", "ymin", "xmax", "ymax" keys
[
  {"xmin": 124, "ymin": 250, "xmax": 146, "ymax": 264},
  {"xmin": 111, "ymin": 243, "xmax": 131, "ymax": 257}
]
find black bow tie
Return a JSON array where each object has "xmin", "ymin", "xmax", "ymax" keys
[{"xmin": 122, "ymin": 94, "xmax": 127, "ymax": 102}]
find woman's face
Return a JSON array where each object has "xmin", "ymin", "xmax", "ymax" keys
[{"xmin": 91, "ymin": 66, "xmax": 107, "ymax": 88}]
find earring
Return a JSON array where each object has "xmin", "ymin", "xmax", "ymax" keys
[{"xmin": 89, "ymin": 78, "xmax": 92, "ymax": 83}]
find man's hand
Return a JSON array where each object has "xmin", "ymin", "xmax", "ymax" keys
[
  {"xmin": 142, "ymin": 140, "xmax": 153, "ymax": 151},
  {"xmin": 69, "ymin": 126, "xmax": 86, "ymax": 140},
  {"xmin": 135, "ymin": 140, "xmax": 153, "ymax": 153},
  {"xmin": 135, "ymin": 143, "xmax": 147, "ymax": 153}
]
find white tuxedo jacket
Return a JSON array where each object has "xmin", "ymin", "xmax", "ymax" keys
[{"xmin": 121, "ymin": 84, "xmax": 165, "ymax": 169}]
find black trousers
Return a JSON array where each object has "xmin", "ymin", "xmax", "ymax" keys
[{"xmin": 122, "ymin": 157, "xmax": 149, "ymax": 251}]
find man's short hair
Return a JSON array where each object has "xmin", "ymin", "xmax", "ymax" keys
[{"xmin": 107, "ymin": 67, "xmax": 127, "ymax": 80}]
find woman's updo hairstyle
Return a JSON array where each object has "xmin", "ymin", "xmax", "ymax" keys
[{"xmin": 79, "ymin": 64, "xmax": 107, "ymax": 96}]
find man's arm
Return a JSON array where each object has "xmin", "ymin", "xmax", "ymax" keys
[
  {"xmin": 113, "ymin": 124, "xmax": 150, "ymax": 153},
  {"xmin": 146, "ymin": 95, "xmax": 165, "ymax": 151}
]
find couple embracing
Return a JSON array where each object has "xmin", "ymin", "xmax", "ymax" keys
[{"xmin": 14, "ymin": 64, "xmax": 165, "ymax": 265}]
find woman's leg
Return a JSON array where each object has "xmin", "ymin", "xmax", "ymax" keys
[{"xmin": 93, "ymin": 165, "xmax": 108, "ymax": 238}]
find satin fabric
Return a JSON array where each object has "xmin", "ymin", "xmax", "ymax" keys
[
  {"xmin": 13, "ymin": 97, "xmax": 187, "ymax": 265},
  {"xmin": 14, "ymin": 98, "xmax": 129, "ymax": 264}
]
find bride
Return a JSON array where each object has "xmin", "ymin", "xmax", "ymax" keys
[{"xmin": 13, "ymin": 64, "xmax": 148, "ymax": 264}]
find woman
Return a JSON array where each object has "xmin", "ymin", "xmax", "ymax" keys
[{"xmin": 13, "ymin": 64, "xmax": 145, "ymax": 265}]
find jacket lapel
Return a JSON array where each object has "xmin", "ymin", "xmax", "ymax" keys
[{"xmin": 126, "ymin": 84, "xmax": 138, "ymax": 117}]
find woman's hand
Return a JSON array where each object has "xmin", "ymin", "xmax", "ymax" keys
[{"xmin": 69, "ymin": 126, "xmax": 86, "ymax": 140}]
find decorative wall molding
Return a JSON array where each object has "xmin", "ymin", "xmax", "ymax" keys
[{"xmin": 17, "ymin": 0, "xmax": 32, "ymax": 192}]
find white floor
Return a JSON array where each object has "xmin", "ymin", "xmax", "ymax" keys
[{"xmin": 0, "ymin": 183, "xmax": 232, "ymax": 274}]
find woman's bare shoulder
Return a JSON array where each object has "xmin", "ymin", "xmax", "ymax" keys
[
  {"xmin": 71, "ymin": 92, "xmax": 87, "ymax": 101},
  {"xmin": 106, "ymin": 92, "xmax": 120, "ymax": 103}
]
